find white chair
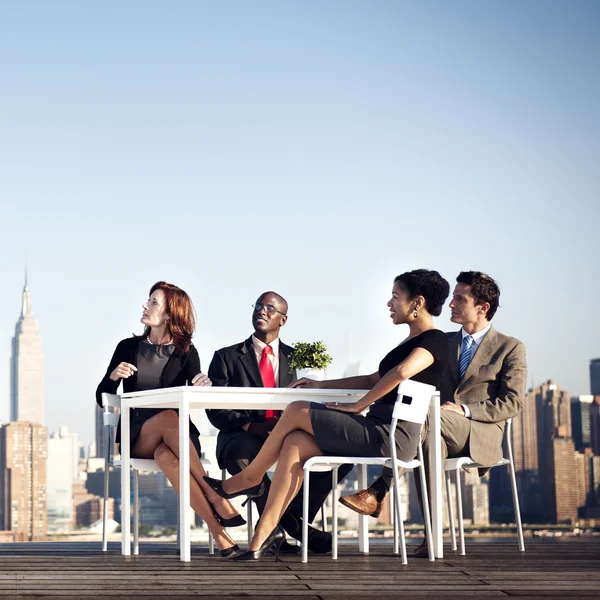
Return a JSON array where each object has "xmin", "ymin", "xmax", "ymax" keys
[
  {"xmin": 301, "ymin": 379, "xmax": 437, "ymax": 564},
  {"xmin": 444, "ymin": 417, "xmax": 524, "ymax": 555},
  {"xmin": 101, "ymin": 393, "xmax": 214, "ymax": 555}
]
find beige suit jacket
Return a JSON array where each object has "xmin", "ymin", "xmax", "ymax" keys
[{"xmin": 439, "ymin": 325, "xmax": 527, "ymax": 466}]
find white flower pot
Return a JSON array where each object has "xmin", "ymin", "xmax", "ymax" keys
[{"xmin": 296, "ymin": 368, "xmax": 325, "ymax": 381}]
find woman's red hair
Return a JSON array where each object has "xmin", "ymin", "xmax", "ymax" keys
[{"xmin": 140, "ymin": 281, "xmax": 196, "ymax": 353}]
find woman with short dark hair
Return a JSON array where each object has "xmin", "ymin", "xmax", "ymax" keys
[
  {"xmin": 96, "ymin": 281, "xmax": 244, "ymax": 557},
  {"xmin": 204, "ymin": 269, "xmax": 450, "ymax": 561}
]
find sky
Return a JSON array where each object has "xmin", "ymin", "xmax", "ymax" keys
[{"xmin": 1, "ymin": 0, "xmax": 599, "ymax": 446}]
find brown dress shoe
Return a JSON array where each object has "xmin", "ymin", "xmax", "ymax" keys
[
  {"xmin": 413, "ymin": 538, "xmax": 429, "ymax": 558},
  {"xmin": 339, "ymin": 488, "xmax": 382, "ymax": 517}
]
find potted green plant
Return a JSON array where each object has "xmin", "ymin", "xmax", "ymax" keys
[{"xmin": 288, "ymin": 341, "xmax": 333, "ymax": 380}]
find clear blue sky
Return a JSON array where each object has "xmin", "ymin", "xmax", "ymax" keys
[{"xmin": 1, "ymin": 1, "xmax": 598, "ymax": 446}]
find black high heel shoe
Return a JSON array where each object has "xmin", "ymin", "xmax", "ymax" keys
[
  {"xmin": 230, "ymin": 526, "xmax": 286, "ymax": 562},
  {"xmin": 220, "ymin": 544, "xmax": 242, "ymax": 559},
  {"xmin": 203, "ymin": 475, "xmax": 265, "ymax": 501},
  {"xmin": 212, "ymin": 508, "xmax": 246, "ymax": 528}
]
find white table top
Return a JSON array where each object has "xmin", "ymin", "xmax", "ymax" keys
[{"xmin": 121, "ymin": 385, "xmax": 369, "ymax": 410}]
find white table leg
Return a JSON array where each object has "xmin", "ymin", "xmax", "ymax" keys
[
  {"xmin": 179, "ymin": 397, "xmax": 191, "ymax": 562},
  {"xmin": 121, "ymin": 399, "xmax": 131, "ymax": 556},
  {"xmin": 357, "ymin": 463, "xmax": 369, "ymax": 553},
  {"xmin": 428, "ymin": 393, "xmax": 443, "ymax": 559}
]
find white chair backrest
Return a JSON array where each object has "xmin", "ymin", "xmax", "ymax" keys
[
  {"xmin": 392, "ymin": 379, "xmax": 436, "ymax": 425},
  {"xmin": 102, "ymin": 393, "xmax": 121, "ymax": 427}
]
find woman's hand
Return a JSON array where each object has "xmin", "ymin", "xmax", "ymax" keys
[
  {"xmin": 288, "ymin": 378, "xmax": 319, "ymax": 389},
  {"xmin": 192, "ymin": 373, "xmax": 212, "ymax": 386},
  {"xmin": 323, "ymin": 400, "xmax": 365, "ymax": 414},
  {"xmin": 109, "ymin": 362, "xmax": 137, "ymax": 382}
]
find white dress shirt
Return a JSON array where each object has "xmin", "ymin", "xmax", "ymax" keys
[
  {"xmin": 251, "ymin": 335, "xmax": 280, "ymax": 386},
  {"xmin": 459, "ymin": 322, "xmax": 491, "ymax": 418}
]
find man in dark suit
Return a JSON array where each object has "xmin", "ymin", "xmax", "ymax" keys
[
  {"xmin": 206, "ymin": 291, "xmax": 346, "ymax": 553},
  {"xmin": 339, "ymin": 271, "xmax": 527, "ymax": 556}
]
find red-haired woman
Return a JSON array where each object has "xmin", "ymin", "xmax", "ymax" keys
[{"xmin": 96, "ymin": 281, "xmax": 243, "ymax": 557}]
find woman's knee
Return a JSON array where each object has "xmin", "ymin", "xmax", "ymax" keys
[
  {"xmin": 281, "ymin": 430, "xmax": 320, "ymax": 462},
  {"xmin": 154, "ymin": 442, "xmax": 178, "ymax": 469},
  {"xmin": 283, "ymin": 400, "xmax": 310, "ymax": 418},
  {"xmin": 151, "ymin": 409, "xmax": 180, "ymax": 437}
]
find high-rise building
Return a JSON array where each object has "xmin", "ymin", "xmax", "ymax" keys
[
  {"xmin": 572, "ymin": 395, "xmax": 594, "ymax": 451},
  {"xmin": 508, "ymin": 387, "xmax": 541, "ymax": 522},
  {"xmin": 590, "ymin": 397, "xmax": 600, "ymax": 456},
  {"xmin": 590, "ymin": 359, "xmax": 600, "ymax": 395},
  {"xmin": 574, "ymin": 449, "xmax": 594, "ymax": 512},
  {"xmin": 10, "ymin": 273, "xmax": 44, "ymax": 425},
  {"xmin": 513, "ymin": 388, "xmax": 539, "ymax": 472},
  {"xmin": 0, "ymin": 422, "xmax": 48, "ymax": 540},
  {"xmin": 47, "ymin": 426, "xmax": 80, "ymax": 532},
  {"xmin": 535, "ymin": 380, "xmax": 578, "ymax": 523}
]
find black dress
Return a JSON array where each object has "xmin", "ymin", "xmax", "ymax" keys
[
  {"xmin": 96, "ymin": 336, "xmax": 202, "ymax": 457},
  {"xmin": 310, "ymin": 330, "xmax": 449, "ymax": 462}
]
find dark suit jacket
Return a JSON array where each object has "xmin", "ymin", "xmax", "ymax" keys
[
  {"xmin": 96, "ymin": 336, "xmax": 201, "ymax": 446},
  {"xmin": 439, "ymin": 326, "xmax": 527, "ymax": 466},
  {"xmin": 206, "ymin": 336, "xmax": 294, "ymax": 464}
]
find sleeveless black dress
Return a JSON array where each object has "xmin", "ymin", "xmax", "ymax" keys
[{"xmin": 309, "ymin": 329, "xmax": 448, "ymax": 462}]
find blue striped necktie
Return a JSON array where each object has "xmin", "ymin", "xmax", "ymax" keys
[{"xmin": 458, "ymin": 335, "xmax": 474, "ymax": 379}]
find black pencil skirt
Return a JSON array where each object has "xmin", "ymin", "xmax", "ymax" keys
[{"xmin": 309, "ymin": 402, "xmax": 386, "ymax": 458}]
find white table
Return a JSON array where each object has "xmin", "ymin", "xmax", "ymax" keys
[{"xmin": 120, "ymin": 386, "xmax": 443, "ymax": 561}]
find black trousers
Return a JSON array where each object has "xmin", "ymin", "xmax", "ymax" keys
[{"xmin": 218, "ymin": 431, "xmax": 352, "ymax": 542}]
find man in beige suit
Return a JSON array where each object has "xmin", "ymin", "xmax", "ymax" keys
[{"xmin": 340, "ymin": 271, "xmax": 527, "ymax": 556}]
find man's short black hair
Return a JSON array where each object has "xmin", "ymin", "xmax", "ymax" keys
[{"xmin": 456, "ymin": 271, "xmax": 500, "ymax": 320}]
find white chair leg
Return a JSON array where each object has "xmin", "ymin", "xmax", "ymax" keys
[
  {"xmin": 391, "ymin": 482, "xmax": 399, "ymax": 555},
  {"xmin": 417, "ymin": 445, "xmax": 435, "ymax": 562},
  {"xmin": 332, "ymin": 468, "xmax": 338, "ymax": 560},
  {"xmin": 102, "ymin": 463, "xmax": 110, "ymax": 552},
  {"xmin": 357, "ymin": 464, "xmax": 369, "ymax": 553},
  {"xmin": 302, "ymin": 468, "xmax": 311, "ymax": 564},
  {"xmin": 455, "ymin": 469, "xmax": 465, "ymax": 556},
  {"xmin": 508, "ymin": 461, "xmax": 525, "ymax": 551},
  {"xmin": 445, "ymin": 471, "xmax": 457, "ymax": 551},
  {"xmin": 176, "ymin": 506, "xmax": 180, "ymax": 550},
  {"xmin": 392, "ymin": 464, "xmax": 407, "ymax": 565},
  {"xmin": 133, "ymin": 470, "xmax": 140, "ymax": 556},
  {"xmin": 246, "ymin": 501, "xmax": 253, "ymax": 545},
  {"xmin": 321, "ymin": 504, "xmax": 327, "ymax": 532},
  {"xmin": 207, "ymin": 469, "xmax": 214, "ymax": 555}
]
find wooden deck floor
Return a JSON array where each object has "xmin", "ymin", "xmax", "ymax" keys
[{"xmin": 1, "ymin": 538, "xmax": 600, "ymax": 599}]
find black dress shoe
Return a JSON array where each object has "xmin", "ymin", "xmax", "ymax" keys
[
  {"xmin": 306, "ymin": 526, "xmax": 332, "ymax": 554},
  {"xmin": 278, "ymin": 539, "xmax": 301, "ymax": 555},
  {"xmin": 230, "ymin": 526, "xmax": 286, "ymax": 562},
  {"xmin": 203, "ymin": 475, "xmax": 265, "ymax": 501},
  {"xmin": 212, "ymin": 508, "xmax": 246, "ymax": 528},
  {"xmin": 220, "ymin": 544, "xmax": 242, "ymax": 558}
]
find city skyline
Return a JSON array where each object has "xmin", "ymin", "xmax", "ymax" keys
[
  {"xmin": 1, "ymin": 1, "xmax": 599, "ymax": 445},
  {"xmin": 2, "ymin": 271, "xmax": 598, "ymax": 447}
]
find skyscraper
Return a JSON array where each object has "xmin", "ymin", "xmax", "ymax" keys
[
  {"xmin": 513, "ymin": 388, "xmax": 539, "ymax": 472},
  {"xmin": 10, "ymin": 273, "xmax": 44, "ymax": 425},
  {"xmin": 590, "ymin": 359, "xmax": 600, "ymax": 395},
  {"xmin": 0, "ymin": 421, "xmax": 48, "ymax": 540},
  {"xmin": 571, "ymin": 395, "xmax": 594, "ymax": 451},
  {"xmin": 1, "ymin": 274, "xmax": 48, "ymax": 540},
  {"xmin": 535, "ymin": 380, "xmax": 578, "ymax": 523},
  {"xmin": 47, "ymin": 426, "xmax": 80, "ymax": 532}
]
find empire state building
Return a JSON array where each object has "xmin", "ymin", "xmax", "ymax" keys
[{"xmin": 10, "ymin": 274, "xmax": 44, "ymax": 424}]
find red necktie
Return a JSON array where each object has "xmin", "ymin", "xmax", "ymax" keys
[{"xmin": 260, "ymin": 345, "xmax": 280, "ymax": 420}]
